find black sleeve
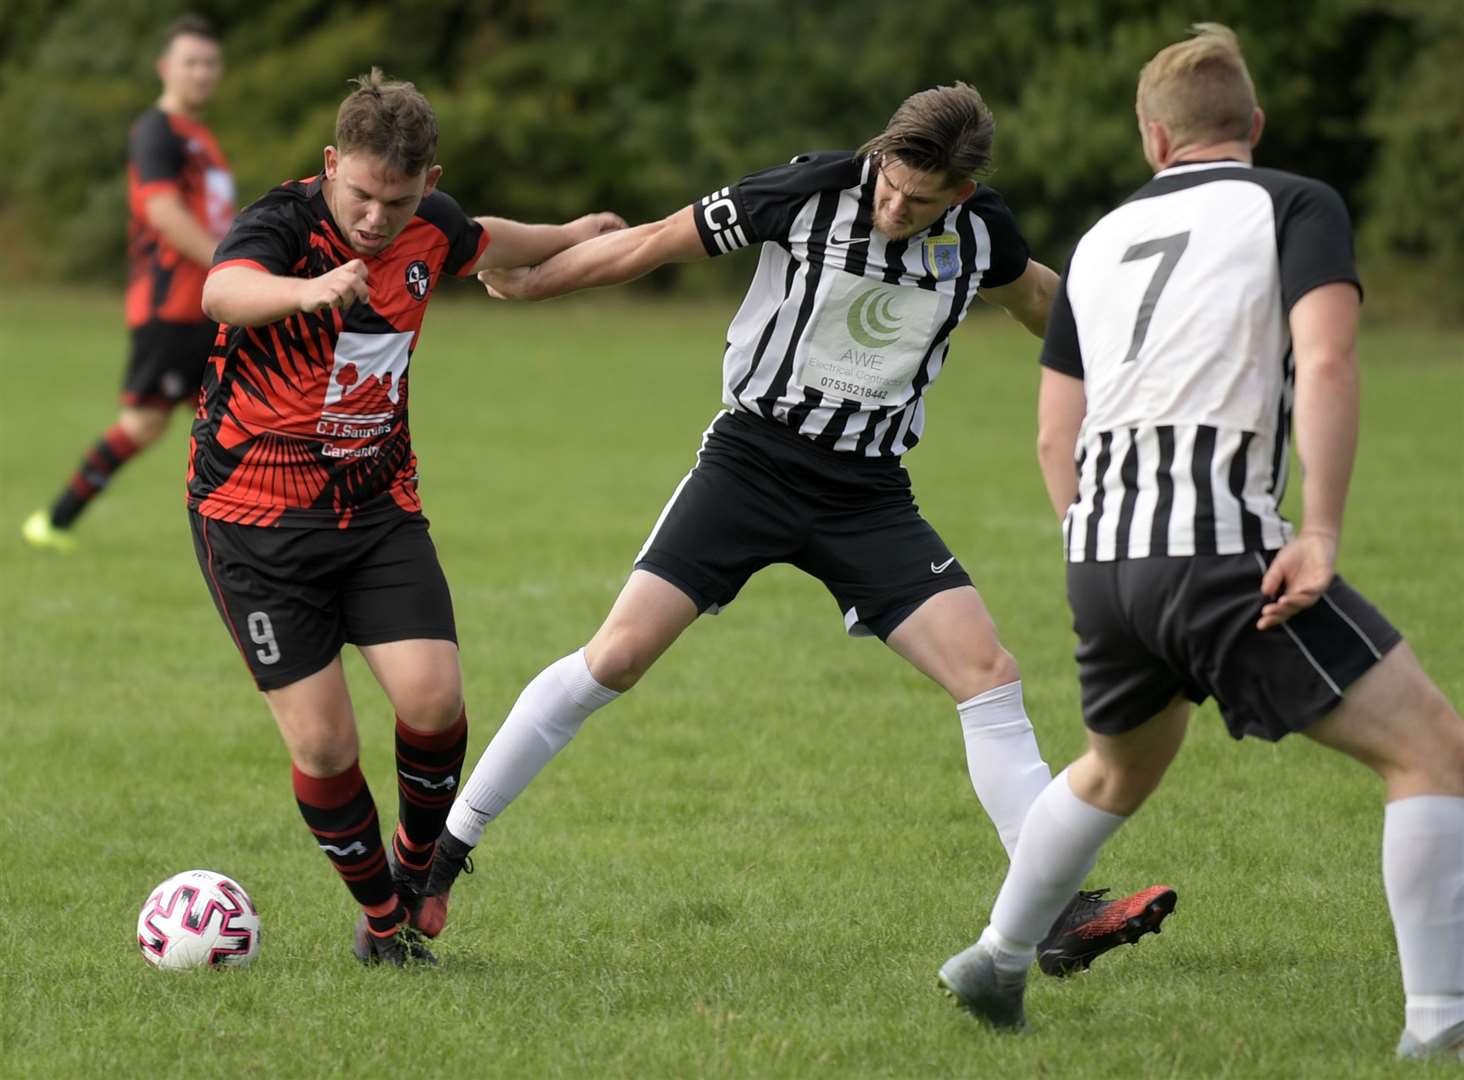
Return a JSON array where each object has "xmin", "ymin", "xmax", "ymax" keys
[
  {"xmin": 1274, "ymin": 178, "xmax": 1362, "ymax": 312},
  {"xmin": 692, "ymin": 150, "xmax": 859, "ymax": 257},
  {"xmin": 211, "ymin": 191, "xmax": 307, "ymax": 275},
  {"xmin": 130, "ymin": 109, "xmax": 185, "ymax": 185},
  {"xmin": 966, "ymin": 185, "xmax": 1032, "ymax": 289},
  {"xmin": 416, "ymin": 190, "xmax": 488, "ymax": 277},
  {"xmin": 1039, "ymin": 254, "xmax": 1083, "ymax": 378}
]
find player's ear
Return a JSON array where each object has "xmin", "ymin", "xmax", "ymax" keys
[
  {"xmin": 952, "ymin": 178, "xmax": 978, "ymax": 205},
  {"xmin": 323, "ymin": 146, "xmax": 338, "ymax": 180},
  {"xmin": 423, "ymin": 164, "xmax": 443, "ymax": 195},
  {"xmin": 1140, "ymin": 119, "xmax": 1169, "ymax": 171},
  {"xmin": 1249, "ymin": 107, "xmax": 1265, "ymax": 149}
]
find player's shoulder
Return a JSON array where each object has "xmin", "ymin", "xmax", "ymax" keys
[
  {"xmin": 786, "ymin": 149, "xmax": 858, "ymax": 172},
  {"xmin": 130, "ymin": 106, "xmax": 176, "ymax": 142},
  {"xmin": 1241, "ymin": 166, "xmax": 1348, "ymax": 213},
  {"xmin": 236, "ymin": 176, "xmax": 317, "ymax": 224},
  {"xmin": 414, "ymin": 188, "xmax": 472, "ymax": 232},
  {"xmin": 959, "ymin": 182, "xmax": 1018, "ymax": 219},
  {"xmin": 742, "ymin": 150, "xmax": 862, "ymax": 195}
]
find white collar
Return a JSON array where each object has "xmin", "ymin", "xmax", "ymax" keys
[{"xmin": 1155, "ymin": 159, "xmax": 1252, "ymax": 179}]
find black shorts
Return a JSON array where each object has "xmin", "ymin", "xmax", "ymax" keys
[
  {"xmin": 634, "ymin": 410, "xmax": 972, "ymax": 641},
  {"xmin": 122, "ymin": 320, "xmax": 217, "ymax": 408},
  {"xmin": 190, "ymin": 511, "xmax": 457, "ymax": 691},
  {"xmin": 1066, "ymin": 550, "xmax": 1403, "ymax": 741}
]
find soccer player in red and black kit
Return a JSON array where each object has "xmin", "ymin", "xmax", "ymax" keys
[
  {"xmin": 23, "ymin": 15, "xmax": 234, "ymax": 552},
  {"xmin": 190, "ymin": 69, "xmax": 623, "ymax": 965}
]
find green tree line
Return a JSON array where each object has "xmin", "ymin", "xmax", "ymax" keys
[{"xmin": 1, "ymin": 0, "xmax": 1459, "ymax": 318}]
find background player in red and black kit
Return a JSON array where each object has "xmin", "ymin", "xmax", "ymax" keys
[
  {"xmin": 192, "ymin": 69, "xmax": 624, "ymax": 965},
  {"xmin": 23, "ymin": 15, "xmax": 233, "ymax": 552}
]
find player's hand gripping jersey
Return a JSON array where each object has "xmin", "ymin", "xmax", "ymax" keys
[
  {"xmin": 691, "ymin": 151, "xmax": 1030, "ymax": 456},
  {"xmin": 126, "ymin": 107, "xmax": 235, "ymax": 327},
  {"xmin": 188, "ymin": 177, "xmax": 488, "ymax": 528}
]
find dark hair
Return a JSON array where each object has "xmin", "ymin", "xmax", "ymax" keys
[
  {"xmin": 335, "ymin": 68, "xmax": 439, "ymax": 177},
  {"xmin": 159, "ymin": 14, "xmax": 219, "ymax": 54},
  {"xmin": 858, "ymin": 82, "xmax": 995, "ymax": 187}
]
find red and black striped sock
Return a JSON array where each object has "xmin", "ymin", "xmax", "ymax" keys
[
  {"xmin": 49, "ymin": 422, "xmax": 141, "ymax": 528},
  {"xmin": 393, "ymin": 710, "xmax": 468, "ymax": 873},
  {"xmin": 292, "ymin": 760, "xmax": 405, "ymax": 935}
]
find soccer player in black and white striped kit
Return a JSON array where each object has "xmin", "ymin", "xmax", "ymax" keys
[
  {"xmin": 939, "ymin": 25, "xmax": 1464, "ymax": 1058},
  {"xmin": 412, "ymin": 84, "xmax": 1177, "ymax": 973}
]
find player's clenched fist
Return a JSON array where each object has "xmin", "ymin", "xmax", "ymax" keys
[
  {"xmin": 567, "ymin": 212, "xmax": 627, "ymax": 243},
  {"xmin": 478, "ymin": 266, "xmax": 533, "ymax": 301},
  {"xmin": 298, "ymin": 259, "xmax": 369, "ymax": 313}
]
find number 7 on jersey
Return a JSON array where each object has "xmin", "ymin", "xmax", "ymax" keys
[{"xmin": 1121, "ymin": 231, "xmax": 1190, "ymax": 364}]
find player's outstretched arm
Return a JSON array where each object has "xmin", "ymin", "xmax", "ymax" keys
[
  {"xmin": 1036, "ymin": 367, "xmax": 1087, "ymax": 519},
  {"xmin": 202, "ymin": 261, "xmax": 370, "ymax": 327},
  {"xmin": 980, "ymin": 259, "xmax": 1059, "ymax": 338},
  {"xmin": 1257, "ymin": 281, "xmax": 1361, "ymax": 630},
  {"xmin": 479, "ymin": 206, "xmax": 709, "ymax": 301},
  {"xmin": 471, "ymin": 212, "xmax": 627, "ymax": 274}
]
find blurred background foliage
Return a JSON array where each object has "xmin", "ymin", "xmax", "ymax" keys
[{"xmin": 0, "ymin": 0, "xmax": 1459, "ymax": 319}]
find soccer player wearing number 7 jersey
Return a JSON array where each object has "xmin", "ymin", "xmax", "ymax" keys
[
  {"xmin": 188, "ymin": 69, "xmax": 624, "ymax": 966},
  {"xmin": 939, "ymin": 25, "xmax": 1464, "ymax": 1058},
  {"xmin": 423, "ymin": 83, "xmax": 1178, "ymax": 978}
]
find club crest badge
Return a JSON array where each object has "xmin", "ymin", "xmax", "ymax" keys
[
  {"xmin": 922, "ymin": 234, "xmax": 961, "ymax": 281},
  {"xmin": 404, "ymin": 260, "xmax": 431, "ymax": 301}
]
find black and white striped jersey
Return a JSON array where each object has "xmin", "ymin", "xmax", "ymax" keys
[
  {"xmin": 1040, "ymin": 160, "xmax": 1362, "ymax": 562},
  {"xmin": 691, "ymin": 151, "xmax": 1030, "ymax": 456}
]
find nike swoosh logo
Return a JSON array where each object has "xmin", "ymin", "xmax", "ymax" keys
[
  {"xmin": 828, "ymin": 234, "xmax": 871, "ymax": 246},
  {"xmin": 931, "ymin": 556, "xmax": 956, "ymax": 574}
]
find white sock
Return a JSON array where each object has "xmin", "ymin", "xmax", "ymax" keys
[
  {"xmin": 988, "ymin": 767, "xmax": 1128, "ymax": 947},
  {"xmin": 446, "ymin": 649, "xmax": 619, "ymax": 847},
  {"xmin": 978, "ymin": 924, "xmax": 1036, "ymax": 975},
  {"xmin": 1383, "ymin": 795, "xmax": 1464, "ymax": 1043},
  {"xmin": 957, "ymin": 681, "xmax": 1051, "ymax": 857}
]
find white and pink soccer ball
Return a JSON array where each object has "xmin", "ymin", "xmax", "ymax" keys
[{"xmin": 136, "ymin": 870, "xmax": 260, "ymax": 970}]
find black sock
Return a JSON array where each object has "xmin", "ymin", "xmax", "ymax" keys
[
  {"xmin": 394, "ymin": 710, "xmax": 468, "ymax": 864},
  {"xmin": 291, "ymin": 760, "xmax": 403, "ymax": 932},
  {"xmin": 50, "ymin": 422, "xmax": 141, "ymax": 528}
]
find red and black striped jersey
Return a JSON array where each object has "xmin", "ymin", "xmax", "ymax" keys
[
  {"xmin": 126, "ymin": 107, "xmax": 234, "ymax": 327},
  {"xmin": 187, "ymin": 176, "xmax": 489, "ymax": 529}
]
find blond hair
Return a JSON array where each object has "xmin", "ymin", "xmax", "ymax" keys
[
  {"xmin": 1137, "ymin": 23, "xmax": 1256, "ymax": 145},
  {"xmin": 336, "ymin": 68, "xmax": 438, "ymax": 177}
]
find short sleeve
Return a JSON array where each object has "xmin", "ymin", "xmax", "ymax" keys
[
  {"xmin": 692, "ymin": 151, "xmax": 858, "ymax": 257},
  {"xmin": 967, "ymin": 185, "xmax": 1032, "ymax": 289},
  {"xmin": 418, "ymin": 191, "xmax": 489, "ymax": 277},
  {"xmin": 130, "ymin": 110, "xmax": 185, "ymax": 189},
  {"xmin": 210, "ymin": 195, "xmax": 306, "ymax": 276},
  {"xmin": 1039, "ymin": 257, "xmax": 1083, "ymax": 378},
  {"xmin": 1275, "ymin": 180, "xmax": 1361, "ymax": 312}
]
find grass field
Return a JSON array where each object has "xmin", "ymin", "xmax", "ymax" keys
[{"xmin": 1, "ymin": 285, "xmax": 1460, "ymax": 1078}]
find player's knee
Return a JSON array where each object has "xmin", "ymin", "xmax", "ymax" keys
[
  {"xmin": 1071, "ymin": 753, "xmax": 1165, "ymax": 817},
  {"xmin": 119, "ymin": 408, "xmax": 169, "ymax": 446},
  {"xmin": 1398, "ymin": 693, "xmax": 1464, "ymax": 795},
  {"xmin": 395, "ymin": 683, "xmax": 465, "ymax": 733},
  {"xmin": 1091, "ymin": 771, "xmax": 1161, "ymax": 817},
  {"xmin": 585, "ymin": 631, "xmax": 653, "ymax": 692},
  {"xmin": 290, "ymin": 734, "xmax": 359, "ymax": 779},
  {"xmin": 984, "ymin": 647, "xmax": 1021, "ymax": 689},
  {"xmin": 949, "ymin": 646, "xmax": 1021, "ymax": 701}
]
